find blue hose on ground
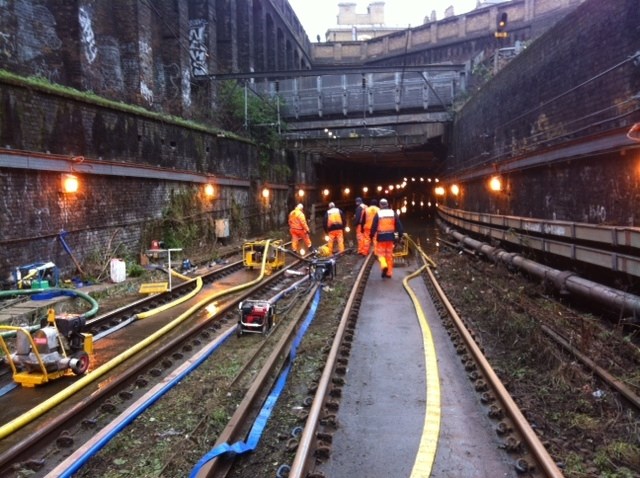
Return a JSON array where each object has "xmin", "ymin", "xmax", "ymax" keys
[
  {"xmin": 189, "ymin": 287, "xmax": 322, "ymax": 477},
  {"xmin": 55, "ymin": 325, "xmax": 238, "ymax": 478}
]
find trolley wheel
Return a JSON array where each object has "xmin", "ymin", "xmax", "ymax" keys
[
  {"xmin": 70, "ymin": 351, "xmax": 90, "ymax": 375},
  {"xmin": 237, "ymin": 324, "xmax": 243, "ymax": 338}
]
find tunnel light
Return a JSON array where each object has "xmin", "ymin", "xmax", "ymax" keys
[
  {"xmin": 389, "ymin": 185, "xmax": 394, "ymax": 190},
  {"xmin": 401, "ymin": 205, "xmax": 407, "ymax": 214},
  {"xmin": 62, "ymin": 174, "xmax": 79, "ymax": 193},
  {"xmin": 323, "ymin": 188, "xmax": 330, "ymax": 197},
  {"xmin": 451, "ymin": 184, "xmax": 460, "ymax": 196},
  {"xmin": 489, "ymin": 176, "xmax": 502, "ymax": 192},
  {"xmin": 298, "ymin": 188, "xmax": 305, "ymax": 198},
  {"xmin": 345, "ymin": 226, "xmax": 351, "ymax": 233},
  {"xmin": 377, "ymin": 185, "xmax": 383, "ymax": 192},
  {"xmin": 262, "ymin": 188, "xmax": 270, "ymax": 199},
  {"xmin": 324, "ymin": 235, "xmax": 330, "ymax": 242},
  {"xmin": 362, "ymin": 186, "xmax": 369, "ymax": 194},
  {"xmin": 344, "ymin": 187, "xmax": 350, "ymax": 195},
  {"xmin": 204, "ymin": 183, "xmax": 215, "ymax": 197},
  {"xmin": 434, "ymin": 186, "xmax": 445, "ymax": 196}
]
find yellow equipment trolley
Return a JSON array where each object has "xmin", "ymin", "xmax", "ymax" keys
[{"xmin": 242, "ymin": 240, "xmax": 285, "ymax": 274}]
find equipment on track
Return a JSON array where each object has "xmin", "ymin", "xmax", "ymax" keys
[
  {"xmin": 237, "ymin": 300, "xmax": 274, "ymax": 337},
  {"xmin": 309, "ymin": 258, "xmax": 336, "ymax": 281},
  {"xmin": 0, "ymin": 309, "xmax": 93, "ymax": 387},
  {"xmin": 242, "ymin": 240, "xmax": 285, "ymax": 274}
]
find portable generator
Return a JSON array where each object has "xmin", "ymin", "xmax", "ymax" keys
[
  {"xmin": 237, "ymin": 300, "xmax": 274, "ymax": 337},
  {"xmin": 310, "ymin": 258, "xmax": 336, "ymax": 281},
  {"xmin": 0, "ymin": 309, "xmax": 93, "ymax": 387}
]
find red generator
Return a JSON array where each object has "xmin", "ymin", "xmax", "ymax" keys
[{"xmin": 237, "ymin": 300, "xmax": 274, "ymax": 337}]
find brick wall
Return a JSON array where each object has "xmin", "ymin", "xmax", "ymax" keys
[{"xmin": 446, "ymin": 0, "xmax": 640, "ymax": 224}]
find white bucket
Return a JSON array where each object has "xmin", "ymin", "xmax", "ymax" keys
[{"xmin": 110, "ymin": 258, "xmax": 126, "ymax": 283}]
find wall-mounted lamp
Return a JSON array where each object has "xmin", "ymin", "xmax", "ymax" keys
[
  {"xmin": 434, "ymin": 186, "xmax": 445, "ymax": 196},
  {"xmin": 451, "ymin": 184, "xmax": 460, "ymax": 196},
  {"xmin": 489, "ymin": 176, "xmax": 502, "ymax": 192},
  {"xmin": 343, "ymin": 187, "xmax": 350, "ymax": 195},
  {"xmin": 298, "ymin": 188, "xmax": 305, "ymax": 198},
  {"xmin": 262, "ymin": 187, "xmax": 270, "ymax": 199},
  {"xmin": 62, "ymin": 174, "xmax": 79, "ymax": 193},
  {"xmin": 377, "ymin": 185, "xmax": 383, "ymax": 192},
  {"xmin": 204, "ymin": 183, "xmax": 215, "ymax": 197},
  {"xmin": 322, "ymin": 188, "xmax": 330, "ymax": 197},
  {"xmin": 362, "ymin": 186, "xmax": 369, "ymax": 194}
]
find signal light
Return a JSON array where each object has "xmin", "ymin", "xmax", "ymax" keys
[{"xmin": 495, "ymin": 12, "xmax": 508, "ymax": 39}]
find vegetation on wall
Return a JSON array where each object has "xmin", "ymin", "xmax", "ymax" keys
[
  {"xmin": 140, "ymin": 188, "xmax": 218, "ymax": 256},
  {"xmin": 214, "ymin": 80, "xmax": 289, "ymax": 179}
]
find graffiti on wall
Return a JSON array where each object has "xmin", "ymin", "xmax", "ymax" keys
[
  {"xmin": 79, "ymin": 7, "xmax": 97, "ymax": 64},
  {"xmin": 188, "ymin": 19, "xmax": 208, "ymax": 77},
  {"xmin": 139, "ymin": 39, "xmax": 154, "ymax": 105},
  {"xmin": 182, "ymin": 67, "xmax": 192, "ymax": 108},
  {"xmin": 0, "ymin": 31, "xmax": 14, "ymax": 59}
]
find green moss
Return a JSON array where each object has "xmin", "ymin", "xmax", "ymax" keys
[{"xmin": 0, "ymin": 69, "xmax": 248, "ymax": 143}]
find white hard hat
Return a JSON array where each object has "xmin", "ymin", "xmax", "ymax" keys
[
  {"xmin": 296, "ymin": 203, "xmax": 304, "ymax": 210},
  {"xmin": 379, "ymin": 198, "xmax": 389, "ymax": 207}
]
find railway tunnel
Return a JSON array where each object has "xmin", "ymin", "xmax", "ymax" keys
[{"xmin": 0, "ymin": 0, "xmax": 638, "ymax": 294}]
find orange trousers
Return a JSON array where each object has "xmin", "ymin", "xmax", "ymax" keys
[
  {"xmin": 290, "ymin": 229, "xmax": 311, "ymax": 253},
  {"xmin": 362, "ymin": 228, "xmax": 377, "ymax": 255},
  {"xmin": 374, "ymin": 241, "xmax": 395, "ymax": 277},
  {"xmin": 356, "ymin": 228, "xmax": 368, "ymax": 255},
  {"xmin": 327, "ymin": 230, "xmax": 344, "ymax": 254}
]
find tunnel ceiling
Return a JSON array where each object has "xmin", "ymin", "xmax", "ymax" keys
[{"xmin": 283, "ymin": 110, "xmax": 450, "ymax": 177}]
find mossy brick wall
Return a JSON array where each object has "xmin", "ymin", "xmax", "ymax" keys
[
  {"xmin": 0, "ymin": 80, "xmax": 302, "ymax": 282},
  {"xmin": 446, "ymin": 0, "xmax": 640, "ymax": 224},
  {"xmin": 0, "ymin": 81, "xmax": 260, "ymax": 178}
]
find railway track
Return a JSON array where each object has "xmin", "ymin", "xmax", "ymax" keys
[
  {"xmin": 2, "ymin": 232, "xmax": 638, "ymax": 477},
  {"xmin": 0, "ymin": 243, "xmax": 315, "ymax": 477}
]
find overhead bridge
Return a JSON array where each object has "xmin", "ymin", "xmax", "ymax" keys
[{"xmin": 218, "ymin": 64, "xmax": 467, "ymax": 170}]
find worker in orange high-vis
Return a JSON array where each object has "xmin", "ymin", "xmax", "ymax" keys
[
  {"xmin": 288, "ymin": 203, "xmax": 312, "ymax": 254},
  {"xmin": 370, "ymin": 198, "xmax": 403, "ymax": 278},
  {"xmin": 361, "ymin": 198, "xmax": 379, "ymax": 255},
  {"xmin": 323, "ymin": 202, "xmax": 346, "ymax": 254},
  {"xmin": 354, "ymin": 197, "xmax": 368, "ymax": 255}
]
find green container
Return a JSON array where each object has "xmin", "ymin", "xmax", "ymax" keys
[{"xmin": 31, "ymin": 279, "xmax": 50, "ymax": 290}]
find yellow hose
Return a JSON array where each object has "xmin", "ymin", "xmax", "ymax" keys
[
  {"xmin": 405, "ymin": 234, "xmax": 437, "ymax": 268},
  {"xmin": 402, "ymin": 265, "xmax": 441, "ymax": 477},
  {"xmin": 136, "ymin": 269, "xmax": 203, "ymax": 320},
  {"xmin": 0, "ymin": 241, "xmax": 272, "ymax": 440}
]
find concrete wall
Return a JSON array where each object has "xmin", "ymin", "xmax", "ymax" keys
[{"xmin": 445, "ymin": 0, "xmax": 640, "ymax": 225}]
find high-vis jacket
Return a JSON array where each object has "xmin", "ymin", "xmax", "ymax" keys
[
  {"xmin": 323, "ymin": 207, "xmax": 345, "ymax": 232},
  {"xmin": 289, "ymin": 208, "xmax": 309, "ymax": 232},
  {"xmin": 363, "ymin": 205, "xmax": 379, "ymax": 231},
  {"xmin": 371, "ymin": 208, "xmax": 403, "ymax": 242}
]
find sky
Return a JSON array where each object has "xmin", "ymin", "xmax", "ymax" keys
[{"xmin": 288, "ymin": 0, "xmax": 481, "ymax": 41}]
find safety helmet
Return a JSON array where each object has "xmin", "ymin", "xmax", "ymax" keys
[
  {"xmin": 355, "ymin": 197, "xmax": 362, "ymax": 205},
  {"xmin": 379, "ymin": 198, "xmax": 389, "ymax": 207},
  {"xmin": 296, "ymin": 203, "xmax": 304, "ymax": 210},
  {"xmin": 328, "ymin": 202, "xmax": 335, "ymax": 208}
]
